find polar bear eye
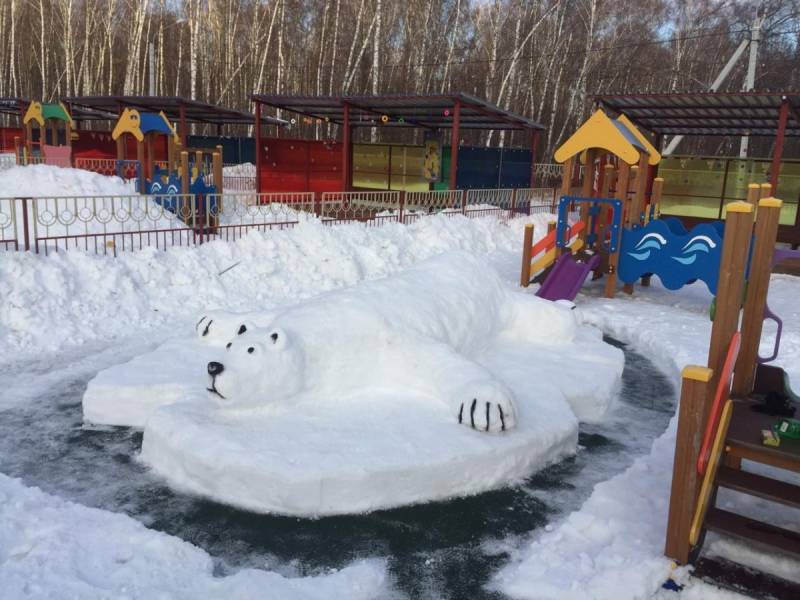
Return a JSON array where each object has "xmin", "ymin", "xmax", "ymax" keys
[
  {"xmin": 247, "ymin": 347, "xmax": 255, "ymax": 354},
  {"xmin": 226, "ymin": 342, "xmax": 232, "ymax": 349},
  {"xmin": 270, "ymin": 332, "xmax": 279, "ymax": 343},
  {"xmin": 238, "ymin": 324, "xmax": 247, "ymax": 335}
]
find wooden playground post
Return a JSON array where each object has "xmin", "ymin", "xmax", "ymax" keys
[
  {"xmin": 744, "ymin": 183, "xmax": 760, "ymax": 206},
  {"xmin": 706, "ymin": 202, "xmax": 754, "ymax": 421},
  {"xmin": 24, "ymin": 121, "xmax": 33, "ymax": 158},
  {"xmin": 213, "ymin": 150, "xmax": 223, "ymax": 198},
  {"xmin": 194, "ymin": 150, "xmax": 203, "ymax": 178},
  {"xmin": 180, "ymin": 151, "xmax": 190, "ymax": 195},
  {"xmin": 594, "ymin": 162, "xmax": 614, "ymax": 272},
  {"xmin": 556, "ymin": 156, "xmax": 574, "ymax": 259},
  {"xmin": 760, "ymin": 182, "xmax": 772, "ymax": 199},
  {"xmin": 146, "ymin": 134, "xmax": 155, "ymax": 180},
  {"xmin": 622, "ymin": 160, "xmax": 645, "ymax": 295},
  {"xmin": 665, "ymin": 366, "xmax": 714, "ymax": 564},
  {"xmin": 604, "ymin": 161, "xmax": 629, "ymax": 298},
  {"xmin": 640, "ymin": 177, "xmax": 663, "ymax": 288},
  {"xmin": 167, "ymin": 136, "xmax": 175, "ymax": 173},
  {"xmin": 212, "ymin": 150, "xmax": 223, "ymax": 227},
  {"xmin": 732, "ymin": 198, "xmax": 783, "ymax": 396},
  {"xmin": 632, "ymin": 152, "xmax": 649, "ymax": 226},
  {"xmin": 64, "ymin": 120, "xmax": 73, "ymax": 166},
  {"xmin": 520, "ymin": 224, "xmax": 534, "ymax": 287},
  {"xmin": 626, "ymin": 165, "xmax": 638, "ymax": 221},
  {"xmin": 650, "ymin": 177, "xmax": 663, "ymax": 222},
  {"xmin": 579, "ymin": 149, "xmax": 596, "ymax": 243},
  {"xmin": 136, "ymin": 140, "xmax": 146, "ymax": 193}
]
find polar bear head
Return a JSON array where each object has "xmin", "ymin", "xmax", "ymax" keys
[
  {"xmin": 195, "ymin": 313, "xmax": 254, "ymax": 346},
  {"xmin": 206, "ymin": 327, "xmax": 305, "ymax": 409}
]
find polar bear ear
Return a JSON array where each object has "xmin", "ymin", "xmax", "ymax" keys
[
  {"xmin": 195, "ymin": 315, "xmax": 208, "ymax": 334},
  {"xmin": 269, "ymin": 327, "xmax": 287, "ymax": 349}
]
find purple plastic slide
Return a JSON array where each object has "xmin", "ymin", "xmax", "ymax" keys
[{"xmin": 535, "ymin": 253, "xmax": 600, "ymax": 302}]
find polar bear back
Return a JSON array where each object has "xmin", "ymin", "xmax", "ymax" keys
[{"xmin": 271, "ymin": 251, "xmax": 576, "ymax": 358}]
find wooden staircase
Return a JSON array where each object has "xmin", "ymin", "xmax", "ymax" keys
[{"xmin": 699, "ymin": 398, "xmax": 800, "ymax": 561}]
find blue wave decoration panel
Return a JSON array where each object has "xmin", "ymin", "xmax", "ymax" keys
[{"xmin": 618, "ymin": 220, "xmax": 724, "ymax": 294}]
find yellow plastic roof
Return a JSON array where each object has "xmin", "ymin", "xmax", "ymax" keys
[{"xmin": 554, "ymin": 109, "xmax": 642, "ymax": 165}]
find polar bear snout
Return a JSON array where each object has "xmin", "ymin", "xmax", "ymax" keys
[{"xmin": 208, "ymin": 361, "xmax": 225, "ymax": 376}]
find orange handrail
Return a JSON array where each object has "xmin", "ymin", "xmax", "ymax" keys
[
  {"xmin": 697, "ymin": 331, "xmax": 741, "ymax": 476},
  {"xmin": 529, "ymin": 220, "xmax": 586, "ymax": 258}
]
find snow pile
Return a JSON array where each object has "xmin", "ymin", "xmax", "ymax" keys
[
  {"xmin": 84, "ymin": 252, "xmax": 623, "ymax": 516},
  {"xmin": 0, "ymin": 212, "xmax": 558, "ymax": 363},
  {"xmin": 493, "ymin": 276, "xmax": 800, "ymax": 599},
  {"xmin": 0, "ymin": 164, "xmax": 133, "ymax": 197},
  {"xmin": 0, "ymin": 473, "xmax": 389, "ymax": 600},
  {"xmin": 223, "ymin": 162, "xmax": 256, "ymax": 177}
]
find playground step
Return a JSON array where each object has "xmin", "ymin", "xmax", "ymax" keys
[
  {"xmin": 705, "ymin": 508, "xmax": 800, "ymax": 559},
  {"xmin": 692, "ymin": 556, "xmax": 800, "ymax": 600},
  {"xmin": 717, "ymin": 466, "xmax": 800, "ymax": 510}
]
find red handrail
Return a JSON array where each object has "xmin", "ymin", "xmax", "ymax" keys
[{"xmin": 697, "ymin": 331, "xmax": 741, "ymax": 476}]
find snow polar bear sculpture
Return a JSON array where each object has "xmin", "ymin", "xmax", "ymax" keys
[
  {"xmin": 203, "ymin": 250, "xmax": 580, "ymax": 433},
  {"xmin": 194, "ymin": 311, "xmax": 276, "ymax": 345}
]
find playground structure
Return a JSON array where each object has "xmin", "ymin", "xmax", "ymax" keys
[
  {"xmin": 519, "ymin": 108, "xmax": 663, "ymax": 300},
  {"xmin": 664, "ymin": 191, "xmax": 800, "ymax": 576},
  {"xmin": 22, "ymin": 101, "xmax": 74, "ymax": 167},
  {"xmin": 521, "ymin": 107, "xmax": 790, "ymax": 304},
  {"xmin": 111, "ymin": 107, "xmax": 222, "ymax": 199},
  {"xmin": 592, "ymin": 92, "xmax": 800, "ymax": 246}
]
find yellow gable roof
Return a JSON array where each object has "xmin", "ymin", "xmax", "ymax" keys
[
  {"xmin": 554, "ymin": 109, "xmax": 642, "ymax": 165},
  {"xmin": 616, "ymin": 114, "xmax": 661, "ymax": 165}
]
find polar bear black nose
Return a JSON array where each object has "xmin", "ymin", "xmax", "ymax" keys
[{"xmin": 208, "ymin": 361, "xmax": 225, "ymax": 376}]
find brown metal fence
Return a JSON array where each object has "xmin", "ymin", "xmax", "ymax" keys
[{"xmin": 0, "ymin": 187, "xmax": 558, "ymax": 256}]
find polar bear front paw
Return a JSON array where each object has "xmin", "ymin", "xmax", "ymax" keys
[{"xmin": 456, "ymin": 382, "xmax": 516, "ymax": 433}]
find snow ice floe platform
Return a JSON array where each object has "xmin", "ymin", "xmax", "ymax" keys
[{"xmin": 83, "ymin": 252, "xmax": 624, "ymax": 516}]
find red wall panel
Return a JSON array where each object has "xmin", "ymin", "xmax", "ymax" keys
[{"xmin": 259, "ymin": 137, "xmax": 343, "ymax": 194}]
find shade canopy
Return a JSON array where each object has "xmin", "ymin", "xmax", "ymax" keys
[
  {"xmin": 591, "ymin": 92, "xmax": 800, "ymax": 137},
  {"xmin": 251, "ymin": 93, "xmax": 545, "ymax": 131},
  {"xmin": 66, "ymin": 95, "xmax": 285, "ymax": 126}
]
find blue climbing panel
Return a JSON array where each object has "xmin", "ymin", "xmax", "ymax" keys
[{"xmin": 618, "ymin": 219, "xmax": 724, "ymax": 294}]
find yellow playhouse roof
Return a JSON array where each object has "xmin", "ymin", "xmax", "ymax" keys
[
  {"xmin": 23, "ymin": 101, "xmax": 73, "ymax": 127},
  {"xmin": 554, "ymin": 109, "xmax": 660, "ymax": 166}
]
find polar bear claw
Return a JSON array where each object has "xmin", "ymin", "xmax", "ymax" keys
[{"xmin": 456, "ymin": 380, "xmax": 516, "ymax": 433}]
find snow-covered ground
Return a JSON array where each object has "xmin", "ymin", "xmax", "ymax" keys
[
  {"xmin": 0, "ymin": 474, "xmax": 390, "ymax": 600},
  {"xmin": 2, "ymin": 182, "xmax": 799, "ymax": 598},
  {"xmin": 0, "ymin": 164, "xmax": 135, "ymax": 198},
  {"xmin": 0, "ymin": 208, "xmax": 558, "ymax": 362},
  {"xmin": 493, "ymin": 275, "xmax": 800, "ymax": 599}
]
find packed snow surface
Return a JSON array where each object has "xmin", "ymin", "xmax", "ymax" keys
[
  {"xmin": 6, "ymin": 184, "xmax": 797, "ymax": 598},
  {"xmin": 0, "ymin": 473, "xmax": 389, "ymax": 600},
  {"xmin": 0, "ymin": 163, "xmax": 134, "ymax": 197},
  {"xmin": 1, "ymin": 211, "xmax": 559, "ymax": 362},
  {"xmin": 223, "ymin": 162, "xmax": 256, "ymax": 176},
  {"xmin": 85, "ymin": 251, "xmax": 623, "ymax": 516}
]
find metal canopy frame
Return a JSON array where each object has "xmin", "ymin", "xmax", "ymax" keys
[
  {"xmin": 251, "ymin": 93, "xmax": 545, "ymax": 131},
  {"xmin": 250, "ymin": 93, "xmax": 545, "ymax": 193},
  {"xmin": 0, "ymin": 97, "xmax": 115, "ymax": 123},
  {"xmin": 592, "ymin": 92, "xmax": 800, "ymax": 137},
  {"xmin": 593, "ymin": 91, "xmax": 800, "ymax": 196},
  {"xmin": 66, "ymin": 95, "xmax": 286, "ymax": 147}
]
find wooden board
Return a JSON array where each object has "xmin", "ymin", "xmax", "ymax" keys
[{"xmin": 726, "ymin": 399, "xmax": 800, "ymax": 474}]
